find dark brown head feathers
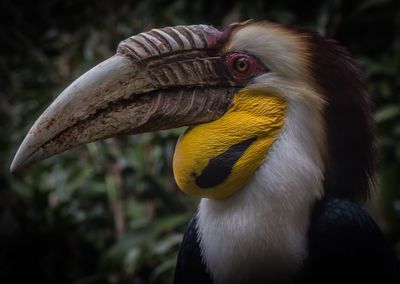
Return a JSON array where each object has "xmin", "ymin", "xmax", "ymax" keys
[{"xmin": 303, "ymin": 28, "xmax": 374, "ymax": 202}]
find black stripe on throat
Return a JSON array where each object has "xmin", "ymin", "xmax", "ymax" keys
[{"xmin": 194, "ymin": 136, "xmax": 257, "ymax": 188}]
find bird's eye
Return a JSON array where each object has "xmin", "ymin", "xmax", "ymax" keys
[
  {"xmin": 226, "ymin": 52, "xmax": 265, "ymax": 84},
  {"xmin": 234, "ymin": 58, "xmax": 249, "ymax": 72}
]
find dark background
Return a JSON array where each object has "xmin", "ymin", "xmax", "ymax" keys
[{"xmin": 1, "ymin": 0, "xmax": 399, "ymax": 283}]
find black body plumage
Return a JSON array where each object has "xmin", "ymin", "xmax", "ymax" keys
[
  {"xmin": 174, "ymin": 198, "xmax": 400, "ymax": 284},
  {"xmin": 174, "ymin": 215, "xmax": 212, "ymax": 284}
]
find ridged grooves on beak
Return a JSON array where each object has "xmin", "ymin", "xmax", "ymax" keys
[
  {"xmin": 11, "ymin": 25, "xmax": 236, "ymax": 172},
  {"xmin": 117, "ymin": 25, "xmax": 220, "ymax": 61}
]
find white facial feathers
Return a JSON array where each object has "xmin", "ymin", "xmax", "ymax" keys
[{"xmin": 225, "ymin": 23, "xmax": 310, "ymax": 81}]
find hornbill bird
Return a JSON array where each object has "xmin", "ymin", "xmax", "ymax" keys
[{"xmin": 11, "ymin": 20, "xmax": 399, "ymax": 283}]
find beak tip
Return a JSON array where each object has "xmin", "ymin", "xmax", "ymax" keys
[
  {"xmin": 10, "ymin": 142, "xmax": 33, "ymax": 174},
  {"xmin": 10, "ymin": 152, "xmax": 25, "ymax": 174},
  {"xmin": 10, "ymin": 158, "xmax": 21, "ymax": 174}
]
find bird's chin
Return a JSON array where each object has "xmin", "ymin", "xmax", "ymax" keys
[{"xmin": 173, "ymin": 89, "xmax": 286, "ymax": 200}]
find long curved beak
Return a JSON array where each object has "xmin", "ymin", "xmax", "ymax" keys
[{"xmin": 11, "ymin": 25, "xmax": 236, "ymax": 172}]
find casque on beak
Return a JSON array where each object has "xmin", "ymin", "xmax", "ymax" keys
[{"xmin": 10, "ymin": 25, "xmax": 238, "ymax": 173}]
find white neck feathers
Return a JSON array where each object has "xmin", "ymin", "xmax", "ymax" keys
[{"xmin": 197, "ymin": 87, "xmax": 325, "ymax": 284}]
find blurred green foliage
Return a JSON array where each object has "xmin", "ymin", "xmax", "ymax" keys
[{"xmin": 0, "ymin": 0, "xmax": 399, "ymax": 283}]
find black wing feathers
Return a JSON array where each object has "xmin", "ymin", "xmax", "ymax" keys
[
  {"xmin": 174, "ymin": 214, "xmax": 213, "ymax": 284},
  {"xmin": 300, "ymin": 198, "xmax": 399, "ymax": 283}
]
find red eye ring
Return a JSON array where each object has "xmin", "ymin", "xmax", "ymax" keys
[{"xmin": 226, "ymin": 52, "xmax": 265, "ymax": 84}]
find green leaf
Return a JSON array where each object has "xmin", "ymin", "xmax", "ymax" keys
[
  {"xmin": 124, "ymin": 247, "xmax": 142, "ymax": 275},
  {"xmin": 375, "ymin": 105, "xmax": 400, "ymax": 123},
  {"xmin": 153, "ymin": 233, "xmax": 183, "ymax": 255}
]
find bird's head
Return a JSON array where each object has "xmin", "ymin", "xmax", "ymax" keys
[{"xmin": 11, "ymin": 20, "xmax": 373, "ymax": 201}]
